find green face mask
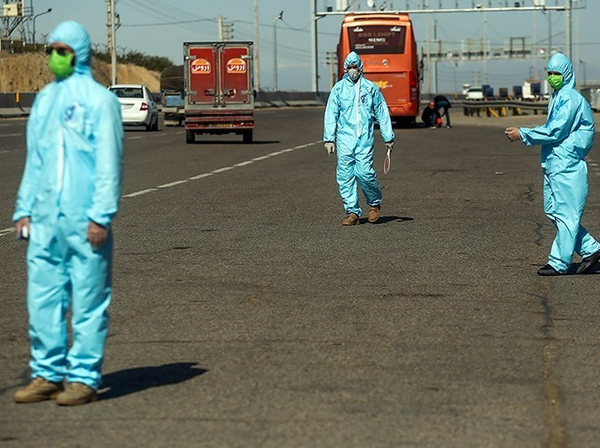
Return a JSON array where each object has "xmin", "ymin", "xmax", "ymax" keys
[
  {"xmin": 547, "ymin": 73, "xmax": 564, "ymax": 90},
  {"xmin": 48, "ymin": 50, "xmax": 75, "ymax": 79}
]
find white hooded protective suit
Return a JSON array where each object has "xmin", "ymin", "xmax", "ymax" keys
[
  {"xmin": 13, "ymin": 21, "xmax": 123, "ymax": 389},
  {"xmin": 519, "ymin": 53, "xmax": 599, "ymax": 272}
]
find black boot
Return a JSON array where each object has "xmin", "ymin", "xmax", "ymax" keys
[{"xmin": 537, "ymin": 264, "xmax": 564, "ymax": 276}]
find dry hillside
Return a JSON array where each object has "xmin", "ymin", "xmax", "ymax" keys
[{"xmin": 0, "ymin": 52, "xmax": 160, "ymax": 92}]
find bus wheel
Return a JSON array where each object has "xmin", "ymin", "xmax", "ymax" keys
[
  {"xmin": 186, "ymin": 129, "xmax": 195, "ymax": 144},
  {"xmin": 243, "ymin": 130, "xmax": 253, "ymax": 144}
]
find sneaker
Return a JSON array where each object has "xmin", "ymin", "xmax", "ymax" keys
[
  {"xmin": 56, "ymin": 382, "xmax": 98, "ymax": 406},
  {"xmin": 576, "ymin": 249, "xmax": 600, "ymax": 274},
  {"xmin": 537, "ymin": 264, "xmax": 564, "ymax": 276},
  {"xmin": 14, "ymin": 377, "xmax": 63, "ymax": 403},
  {"xmin": 447, "ymin": 125, "xmax": 452, "ymax": 129},
  {"xmin": 368, "ymin": 205, "xmax": 381, "ymax": 223},
  {"xmin": 341, "ymin": 213, "xmax": 359, "ymax": 226}
]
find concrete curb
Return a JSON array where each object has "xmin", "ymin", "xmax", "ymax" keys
[{"xmin": 0, "ymin": 107, "xmax": 30, "ymax": 118}]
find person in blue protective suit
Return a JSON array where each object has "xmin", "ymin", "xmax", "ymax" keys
[
  {"xmin": 505, "ymin": 52, "xmax": 600, "ymax": 276},
  {"xmin": 323, "ymin": 51, "xmax": 394, "ymax": 225},
  {"xmin": 12, "ymin": 21, "xmax": 123, "ymax": 405}
]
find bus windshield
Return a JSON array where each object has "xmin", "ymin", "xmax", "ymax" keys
[{"xmin": 347, "ymin": 25, "xmax": 406, "ymax": 54}]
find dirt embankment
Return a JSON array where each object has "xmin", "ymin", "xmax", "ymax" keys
[{"xmin": 0, "ymin": 52, "xmax": 160, "ymax": 92}]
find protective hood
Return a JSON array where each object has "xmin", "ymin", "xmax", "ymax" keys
[
  {"xmin": 547, "ymin": 52, "xmax": 575, "ymax": 89},
  {"xmin": 343, "ymin": 51, "xmax": 363, "ymax": 73},
  {"xmin": 48, "ymin": 21, "xmax": 92, "ymax": 75}
]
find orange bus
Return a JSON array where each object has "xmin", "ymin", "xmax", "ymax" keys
[{"xmin": 337, "ymin": 13, "xmax": 420, "ymax": 126}]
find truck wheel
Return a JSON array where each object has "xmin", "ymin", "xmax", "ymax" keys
[
  {"xmin": 186, "ymin": 129, "xmax": 195, "ymax": 144},
  {"xmin": 243, "ymin": 130, "xmax": 253, "ymax": 144}
]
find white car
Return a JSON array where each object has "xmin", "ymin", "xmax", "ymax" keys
[
  {"xmin": 465, "ymin": 87, "xmax": 484, "ymax": 101},
  {"xmin": 109, "ymin": 84, "xmax": 159, "ymax": 131}
]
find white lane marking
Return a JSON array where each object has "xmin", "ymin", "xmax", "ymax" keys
[
  {"xmin": 212, "ymin": 166, "xmax": 235, "ymax": 174},
  {"xmin": 2, "ymin": 141, "xmax": 322, "ymax": 238},
  {"xmin": 158, "ymin": 180, "xmax": 188, "ymax": 188},
  {"xmin": 251, "ymin": 155, "xmax": 273, "ymax": 161},
  {"xmin": 122, "ymin": 188, "xmax": 158, "ymax": 198},
  {"xmin": 0, "ymin": 227, "xmax": 16, "ymax": 237},
  {"xmin": 189, "ymin": 173, "xmax": 214, "ymax": 180},
  {"xmin": 0, "ymin": 149, "xmax": 19, "ymax": 154},
  {"xmin": 128, "ymin": 136, "xmax": 144, "ymax": 140},
  {"xmin": 121, "ymin": 140, "xmax": 321, "ymax": 198},
  {"xmin": 0, "ymin": 133, "xmax": 22, "ymax": 138}
]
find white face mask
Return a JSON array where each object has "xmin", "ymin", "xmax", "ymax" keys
[{"xmin": 347, "ymin": 68, "xmax": 360, "ymax": 82}]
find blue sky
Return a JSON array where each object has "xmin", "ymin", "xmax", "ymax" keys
[{"xmin": 20, "ymin": 0, "xmax": 600, "ymax": 93}]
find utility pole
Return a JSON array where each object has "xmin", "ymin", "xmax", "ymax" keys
[
  {"xmin": 218, "ymin": 15, "xmax": 223, "ymax": 42},
  {"xmin": 254, "ymin": 0, "xmax": 260, "ymax": 92},
  {"xmin": 325, "ymin": 51, "xmax": 337, "ymax": 88},
  {"xmin": 107, "ymin": 0, "xmax": 117, "ymax": 85},
  {"xmin": 483, "ymin": 0, "xmax": 488, "ymax": 85},
  {"xmin": 223, "ymin": 22, "xmax": 231, "ymax": 42},
  {"xmin": 425, "ymin": 0, "xmax": 430, "ymax": 95},
  {"xmin": 549, "ymin": 10, "xmax": 552, "ymax": 56},
  {"xmin": 565, "ymin": 0, "xmax": 572, "ymax": 58},
  {"xmin": 433, "ymin": 18, "xmax": 438, "ymax": 94},
  {"xmin": 310, "ymin": 0, "xmax": 319, "ymax": 95},
  {"xmin": 273, "ymin": 11, "xmax": 282, "ymax": 91}
]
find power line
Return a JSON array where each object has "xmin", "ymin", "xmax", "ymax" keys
[{"xmin": 122, "ymin": 19, "xmax": 215, "ymax": 27}]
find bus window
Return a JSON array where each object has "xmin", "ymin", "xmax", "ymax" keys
[{"xmin": 348, "ymin": 26, "xmax": 406, "ymax": 54}]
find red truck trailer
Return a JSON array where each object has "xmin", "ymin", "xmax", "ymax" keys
[{"xmin": 183, "ymin": 41, "xmax": 255, "ymax": 144}]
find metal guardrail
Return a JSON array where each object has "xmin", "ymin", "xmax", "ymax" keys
[
  {"xmin": 0, "ymin": 91, "xmax": 326, "ymax": 118},
  {"xmin": 460, "ymin": 99, "xmax": 549, "ymax": 118},
  {"xmin": 1, "ymin": 92, "xmax": 551, "ymax": 118}
]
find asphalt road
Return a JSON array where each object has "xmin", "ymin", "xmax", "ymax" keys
[{"xmin": 1, "ymin": 109, "xmax": 600, "ymax": 447}]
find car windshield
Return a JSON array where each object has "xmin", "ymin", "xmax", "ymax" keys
[{"xmin": 110, "ymin": 87, "xmax": 143, "ymax": 99}]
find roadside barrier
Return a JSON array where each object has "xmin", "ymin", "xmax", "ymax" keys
[
  {"xmin": 460, "ymin": 99, "xmax": 548, "ymax": 118},
  {"xmin": 0, "ymin": 92, "xmax": 326, "ymax": 118}
]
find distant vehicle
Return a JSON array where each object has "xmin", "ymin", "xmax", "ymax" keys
[
  {"xmin": 183, "ymin": 41, "xmax": 255, "ymax": 144},
  {"xmin": 109, "ymin": 84, "xmax": 159, "ymax": 131},
  {"xmin": 160, "ymin": 65, "xmax": 185, "ymax": 127},
  {"xmin": 522, "ymin": 81, "xmax": 542, "ymax": 100},
  {"xmin": 337, "ymin": 12, "xmax": 420, "ymax": 126},
  {"xmin": 465, "ymin": 87, "xmax": 484, "ymax": 100}
]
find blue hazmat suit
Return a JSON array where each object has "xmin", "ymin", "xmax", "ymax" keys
[
  {"xmin": 323, "ymin": 52, "xmax": 394, "ymax": 216},
  {"xmin": 519, "ymin": 53, "xmax": 599, "ymax": 272},
  {"xmin": 13, "ymin": 21, "xmax": 123, "ymax": 389}
]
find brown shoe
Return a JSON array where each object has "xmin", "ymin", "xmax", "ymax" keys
[
  {"xmin": 56, "ymin": 382, "xmax": 98, "ymax": 406},
  {"xmin": 341, "ymin": 213, "xmax": 360, "ymax": 226},
  {"xmin": 368, "ymin": 205, "xmax": 381, "ymax": 223},
  {"xmin": 14, "ymin": 377, "xmax": 63, "ymax": 403}
]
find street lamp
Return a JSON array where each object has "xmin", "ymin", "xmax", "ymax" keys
[
  {"xmin": 32, "ymin": 8, "xmax": 52, "ymax": 50},
  {"xmin": 273, "ymin": 11, "xmax": 283, "ymax": 91}
]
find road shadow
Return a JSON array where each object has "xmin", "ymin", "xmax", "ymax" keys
[
  {"xmin": 99, "ymin": 362, "xmax": 208, "ymax": 400},
  {"xmin": 191, "ymin": 140, "xmax": 279, "ymax": 145},
  {"xmin": 359, "ymin": 215, "xmax": 414, "ymax": 225},
  {"xmin": 568, "ymin": 263, "xmax": 600, "ymax": 275}
]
